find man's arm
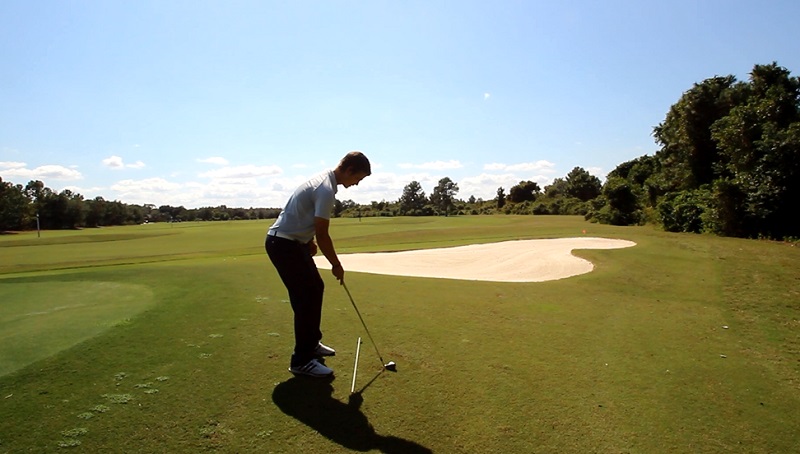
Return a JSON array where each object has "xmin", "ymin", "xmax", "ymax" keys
[{"xmin": 314, "ymin": 216, "xmax": 344, "ymax": 283}]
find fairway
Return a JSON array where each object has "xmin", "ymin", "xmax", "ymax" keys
[{"xmin": 1, "ymin": 216, "xmax": 798, "ymax": 453}]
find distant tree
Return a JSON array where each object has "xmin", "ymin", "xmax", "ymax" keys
[
  {"xmin": 507, "ymin": 181, "xmax": 541, "ymax": 203},
  {"xmin": 333, "ymin": 199, "xmax": 344, "ymax": 217},
  {"xmin": 399, "ymin": 181, "xmax": 427, "ymax": 215},
  {"xmin": 565, "ymin": 167, "xmax": 602, "ymax": 201},
  {"xmin": 606, "ymin": 154, "xmax": 661, "ymax": 206},
  {"xmin": 543, "ymin": 178, "xmax": 569, "ymax": 198},
  {"xmin": 0, "ymin": 178, "xmax": 32, "ymax": 231},
  {"xmin": 198, "ymin": 207, "xmax": 214, "ymax": 221},
  {"xmin": 107, "ymin": 200, "xmax": 132, "ymax": 225},
  {"xmin": 59, "ymin": 189, "xmax": 85, "ymax": 228},
  {"xmin": 496, "ymin": 187, "xmax": 506, "ymax": 209},
  {"xmin": 85, "ymin": 196, "xmax": 107, "ymax": 227},
  {"xmin": 430, "ymin": 177, "xmax": 459, "ymax": 215},
  {"xmin": 588, "ymin": 176, "xmax": 643, "ymax": 226},
  {"xmin": 709, "ymin": 62, "xmax": 800, "ymax": 238},
  {"xmin": 652, "ymin": 74, "xmax": 741, "ymax": 189},
  {"xmin": 23, "ymin": 180, "xmax": 46, "ymax": 202}
]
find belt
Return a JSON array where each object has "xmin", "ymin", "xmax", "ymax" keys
[{"xmin": 268, "ymin": 230, "xmax": 299, "ymax": 242}]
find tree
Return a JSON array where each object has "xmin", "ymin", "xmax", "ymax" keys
[
  {"xmin": 594, "ymin": 176, "xmax": 642, "ymax": 225},
  {"xmin": 57, "ymin": 189, "xmax": 85, "ymax": 229},
  {"xmin": 710, "ymin": 62, "xmax": 800, "ymax": 238},
  {"xmin": 565, "ymin": 167, "xmax": 602, "ymax": 201},
  {"xmin": 429, "ymin": 177, "xmax": 459, "ymax": 216},
  {"xmin": 507, "ymin": 181, "xmax": 541, "ymax": 203},
  {"xmin": 652, "ymin": 75, "xmax": 741, "ymax": 189},
  {"xmin": 496, "ymin": 187, "xmax": 506, "ymax": 209},
  {"xmin": 543, "ymin": 178, "xmax": 568, "ymax": 198},
  {"xmin": 399, "ymin": 181, "xmax": 427, "ymax": 215},
  {"xmin": 85, "ymin": 196, "xmax": 107, "ymax": 227},
  {"xmin": 0, "ymin": 178, "xmax": 32, "ymax": 231}
]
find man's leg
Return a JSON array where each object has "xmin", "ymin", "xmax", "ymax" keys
[{"xmin": 266, "ymin": 237, "xmax": 325, "ymax": 367}]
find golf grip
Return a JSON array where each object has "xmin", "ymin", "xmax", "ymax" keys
[{"xmin": 342, "ymin": 282, "xmax": 385, "ymax": 365}]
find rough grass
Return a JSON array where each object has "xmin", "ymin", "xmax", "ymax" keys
[{"xmin": 0, "ymin": 216, "xmax": 798, "ymax": 452}]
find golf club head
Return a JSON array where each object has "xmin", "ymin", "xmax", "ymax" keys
[{"xmin": 384, "ymin": 361, "xmax": 397, "ymax": 372}]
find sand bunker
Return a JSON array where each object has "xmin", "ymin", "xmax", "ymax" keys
[{"xmin": 315, "ymin": 237, "xmax": 636, "ymax": 282}]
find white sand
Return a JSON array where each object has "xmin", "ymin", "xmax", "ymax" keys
[{"xmin": 314, "ymin": 237, "xmax": 636, "ymax": 283}]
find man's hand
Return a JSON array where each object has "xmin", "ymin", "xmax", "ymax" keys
[
  {"xmin": 331, "ymin": 263, "xmax": 345, "ymax": 283},
  {"xmin": 307, "ymin": 239, "xmax": 318, "ymax": 256}
]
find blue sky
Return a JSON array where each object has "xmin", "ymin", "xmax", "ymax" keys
[{"xmin": 2, "ymin": 1, "xmax": 798, "ymax": 208}]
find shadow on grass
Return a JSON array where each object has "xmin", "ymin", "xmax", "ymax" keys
[{"xmin": 272, "ymin": 375, "xmax": 432, "ymax": 453}]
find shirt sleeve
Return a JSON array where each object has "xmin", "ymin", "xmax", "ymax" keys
[{"xmin": 313, "ymin": 185, "xmax": 335, "ymax": 219}]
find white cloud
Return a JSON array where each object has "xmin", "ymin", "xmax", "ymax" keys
[
  {"xmin": 5, "ymin": 158, "xmax": 572, "ymax": 209},
  {"xmin": 484, "ymin": 93, "xmax": 491, "ymax": 100},
  {"xmin": 0, "ymin": 164, "xmax": 83, "ymax": 181},
  {"xmin": 102, "ymin": 155, "xmax": 145, "ymax": 170},
  {"xmin": 104, "ymin": 175, "xmax": 293, "ymax": 208},
  {"xmin": 198, "ymin": 165, "xmax": 283, "ymax": 179},
  {"xmin": 198, "ymin": 157, "xmax": 230, "ymax": 166},
  {"xmin": 459, "ymin": 172, "xmax": 552, "ymax": 200},
  {"xmin": 483, "ymin": 160, "xmax": 556, "ymax": 173},
  {"xmin": 103, "ymin": 156, "xmax": 124, "ymax": 169},
  {"xmin": 107, "ymin": 178, "xmax": 199, "ymax": 207},
  {"xmin": 112, "ymin": 178, "xmax": 182, "ymax": 193},
  {"xmin": 397, "ymin": 160, "xmax": 464, "ymax": 170},
  {"xmin": 0, "ymin": 161, "xmax": 27, "ymax": 169}
]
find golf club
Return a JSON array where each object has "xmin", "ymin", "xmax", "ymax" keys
[{"xmin": 342, "ymin": 282, "xmax": 397, "ymax": 372}]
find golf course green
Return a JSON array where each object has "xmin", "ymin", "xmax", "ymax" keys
[{"xmin": 1, "ymin": 216, "xmax": 798, "ymax": 452}]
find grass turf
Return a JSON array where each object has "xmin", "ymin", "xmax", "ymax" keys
[{"xmin": 0, "ymin": 216, "xmax": 798, "ymax": 452}]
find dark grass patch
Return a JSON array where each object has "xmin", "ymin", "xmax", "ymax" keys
[{"xmin": 0, "ymin": 232, "xmax": 178, "ymax": 247}]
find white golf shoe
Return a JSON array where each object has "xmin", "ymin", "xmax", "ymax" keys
[
  {"xmin": 289, "ymin": 358, "xmax": 334, "ymax": 378},
  {"xmin": 313, "ymin": 342, "xmax": 336, "ymax": 357}
]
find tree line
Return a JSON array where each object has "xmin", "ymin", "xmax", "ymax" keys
[
  {"xmin": 2, "ymin": 62, "xmax": 797, "ymax": 240},
  {"xmin": 0, "ymin": 179, "xmax": 280, "ymax": 231},
  {"xmin": 348, "ymin": 166, "xmax": 602, "ymax": 218},
  {"xmin": 586, "ymin": 62, "xmax": 799, "ymax": 240}
]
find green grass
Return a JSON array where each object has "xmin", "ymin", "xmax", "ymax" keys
[{"xmin": 0, "ymin": 216, "xmax": 798, "ymax": 453}]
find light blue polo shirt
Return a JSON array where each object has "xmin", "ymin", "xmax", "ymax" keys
[{"xmin": 268, "ymin": 170, "xmax": 338, "ymax": 243}]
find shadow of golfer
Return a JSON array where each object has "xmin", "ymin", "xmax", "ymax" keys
[{"xmin": 272, "ymin": 376, "xmax": 432, "ymax": 453}]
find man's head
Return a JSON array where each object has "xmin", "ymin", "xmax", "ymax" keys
[{"xmin": 336, "ymin": 151, "xmax": 371, "ymax": 188}]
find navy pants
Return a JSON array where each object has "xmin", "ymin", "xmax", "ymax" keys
[{"xmin": 266, "ymin": 235, "xmax": 324, "ymax": 367}]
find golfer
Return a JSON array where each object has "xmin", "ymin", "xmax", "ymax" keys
[{"xmin": 266, "ymin": 151, "xmax": 371, "ymax": 378}]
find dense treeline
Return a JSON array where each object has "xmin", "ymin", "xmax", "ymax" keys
[
  {"xmin": 0, "ymin": 167, "xmax": 604, "ymax": 231},
  {"xmin": 2, "ymin": 62, "xmax": 796, "ymax": 240},
  {"xmin": 0, "ymin": 179, "xmax": 280, "ymax": 231},
  {"xmin": 586, "ymin": 62, "xmax": 799, "ymax": 239}
]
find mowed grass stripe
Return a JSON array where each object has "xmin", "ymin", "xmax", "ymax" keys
[{"xmin": 0, "ymin": 281, "xmax": 155, "ymax": 376}]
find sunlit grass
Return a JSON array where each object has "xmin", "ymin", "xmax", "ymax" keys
[{"xmin": 0, "ymin": 217, "xmax": 798, "ymax": 452}]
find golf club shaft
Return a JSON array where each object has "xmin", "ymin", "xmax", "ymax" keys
[
  {"xmin": 351, "ymin": 337, "xmax": 361, "ymax": 394},
  {"xmin": 342, "ymin": 282, "xmax": 385, "ymax": 365}
]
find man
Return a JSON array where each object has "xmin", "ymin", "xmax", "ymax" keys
[{"xmin": 266, "ymin": 151, "xmax": 371, "ymax": 378}]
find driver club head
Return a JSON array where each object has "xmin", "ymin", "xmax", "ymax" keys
[{"xmin": 384, "ymin": 361, "xmax": 397, "ymax": 372}]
